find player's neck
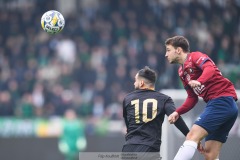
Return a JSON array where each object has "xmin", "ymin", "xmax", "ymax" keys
[
  {"xmin": 180, "ymin": 53, "xmax": 188, "ymax": 64},
  {"xmin": 141, "ymin": 87, "xmax": 155, "ymax": 90}
]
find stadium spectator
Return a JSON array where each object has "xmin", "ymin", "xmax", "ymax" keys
[{"xmin": 0, "ymin": 0, "xmax": 239, "ymax": 118}]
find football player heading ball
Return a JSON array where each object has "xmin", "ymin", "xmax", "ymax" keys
[{"xmin": 165, "ymin": 36, "xmax": 238, "ymax": 160}]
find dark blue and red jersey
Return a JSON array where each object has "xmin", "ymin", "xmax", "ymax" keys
[{"xmin": 177, "ymin": 51, "xmax": 238, "ymax": 115}]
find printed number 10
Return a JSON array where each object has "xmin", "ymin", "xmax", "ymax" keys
[{"xmin": 131, "ymin": 99, "xmax": 157, "ymax": 123}]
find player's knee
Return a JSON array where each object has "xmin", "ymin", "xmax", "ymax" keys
[
  {"xmin": 185, "ymin": 126, "xmax": 207, "ymax": 142},
  {"xmin": 186, "ymin": 132, "xmax": 193, "ymax": 140},
  {"xmin": 186, "ymin": 131, "xmax": 202, "ymax": 142}
]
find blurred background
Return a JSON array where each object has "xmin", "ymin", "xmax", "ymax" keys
[{"xmin": 0, "ymin": 0, "xmax": 240, "ymax": 160}]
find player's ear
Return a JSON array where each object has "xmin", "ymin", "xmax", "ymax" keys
[{"xmin": 176, "ymin": 47, "xmax": 182, "ymax": 54}]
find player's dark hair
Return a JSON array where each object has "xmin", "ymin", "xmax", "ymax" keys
[
  {"xmin": 165, "ymin": 36, "xmax": 190, "ymax": 52},
  {"xmin": 138, "ymin": 66, "xmax": 157, "ymax": 85}
]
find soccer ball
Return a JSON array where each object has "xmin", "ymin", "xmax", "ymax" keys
[{"xmin": 41, "ymin": 10, "xmax": 65, "ymax": 34}]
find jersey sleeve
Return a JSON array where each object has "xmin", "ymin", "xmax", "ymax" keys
[
  {"xmin": 164, "ymin": 97, "xmax": 176, "ymax": 116},
  {"xmin": 176, "ymin": 86, "xmax": 198, "ymax": 115},
  {"xmin": 191, "ymin": 52, "xmax": 216, "ymax": 84},
  {"xmin": 164, "ymin": 97, "xmax": 189, "ymax": 136},
  {"xmin": 174, "ymin": 117, "xmax": 190, "ymax": 136},
  {"xmin": 192, "ymin": 52, "xmax": 211, "ymax": 69},
  {"xmin": 197, "ymin": 61, "xmax": 215, "ymax": 84}
]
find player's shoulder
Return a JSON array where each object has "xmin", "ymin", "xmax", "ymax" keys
[
  {"xmin": 123, "ymin": 90, "xmax": 142, "ymax": 101},
  {"xmin": 156, "ymin": 91, "xmax": 171, "ymax": 99},
  {"xmin": 124, "ymin": 89, "xmax": 170, "ymax": 101},
  {"xmin": 124, "ymin": 89, "xmax": 142, "ymax": 97},
  {"xmin": 188, "ymin": 51, "xmax": 212, "ymax": 66},
  {"xmin": 189, "ymin": 51, "xmax": 209, "ymax": 60},
  {"xmin": 190, "ymin": 51, "xmax": 205, "ymax": 56}
]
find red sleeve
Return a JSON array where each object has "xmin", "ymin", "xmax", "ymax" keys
[
  {"xmin": 176, "ymin": 88, "xmax": 198, "ymax": 115},
  {"xmin": 197, "ymin": 61, "xmax": 215, "ymax": 84}
]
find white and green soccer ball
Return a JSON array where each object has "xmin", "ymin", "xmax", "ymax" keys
[{"xmin": 41, "ymin": 10, "xmax": 65, "ymax": 34}]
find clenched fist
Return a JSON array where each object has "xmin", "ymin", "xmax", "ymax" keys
[
  {"xmin": 188, "ymin": 80, "xmax": 201, "ymax": 88},
  {"xmin": 168, "ymin": 111, "xmax": 179, "ymax": 124}
]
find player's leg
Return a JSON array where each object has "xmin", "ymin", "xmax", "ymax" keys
[
  {"xmin": 174, "ymin": 96, "xmax": 238, "ymax": 160},
  {"xmin": 174, "ymin": 96, "xmax": 223, "ymax": 160},
  {"xmin": 203, "ymin": 96, "xmax": 238, "ymax": 160},
  {"xmin": 204, "ymin": 140, "xmax": 222, "ymax": 160},
  {"xmin": 203, "ymin": 99, "xmax": 238, "ymax": 160},
  {"xmin": 174, "ymin": 101, "xmax": 211, "ymax": 160},
  {"xmin": 173, "ymin": 124, "xmax": 208, "ymax": 160}
]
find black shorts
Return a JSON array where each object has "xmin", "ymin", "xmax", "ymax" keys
[{"xmin": 122, "ymin": 144, "xmax": 161, "ymax": 160}]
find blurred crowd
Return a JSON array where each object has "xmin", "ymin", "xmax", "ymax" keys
[{"xmin": 0, "ymin": 0, "xmax": 240, "ymax": 118}]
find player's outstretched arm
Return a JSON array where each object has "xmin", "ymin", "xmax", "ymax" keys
[
  {"xmin": 164, "ymin": 97, "xmax": 189, "ymax": 135},
  {"xmin": 173, "ymin": 116, "xmax": 189, "ymax": 136},
  {"xmin": 175, "ymin": 88, "xmax": 198, "ymax": 115}
]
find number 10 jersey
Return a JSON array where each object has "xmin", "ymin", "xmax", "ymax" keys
[{"xmin": 122, "ymin": 89, "xmax": 188, "ymax": 150}]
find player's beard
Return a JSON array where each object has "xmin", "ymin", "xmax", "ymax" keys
[
  {"xmin": 170, "ymin": 52, "xmax": 179, "ymax": 64},
  {"xmin": 170, "ymin": 58, "xmax": 178, "ymax": 64}
]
